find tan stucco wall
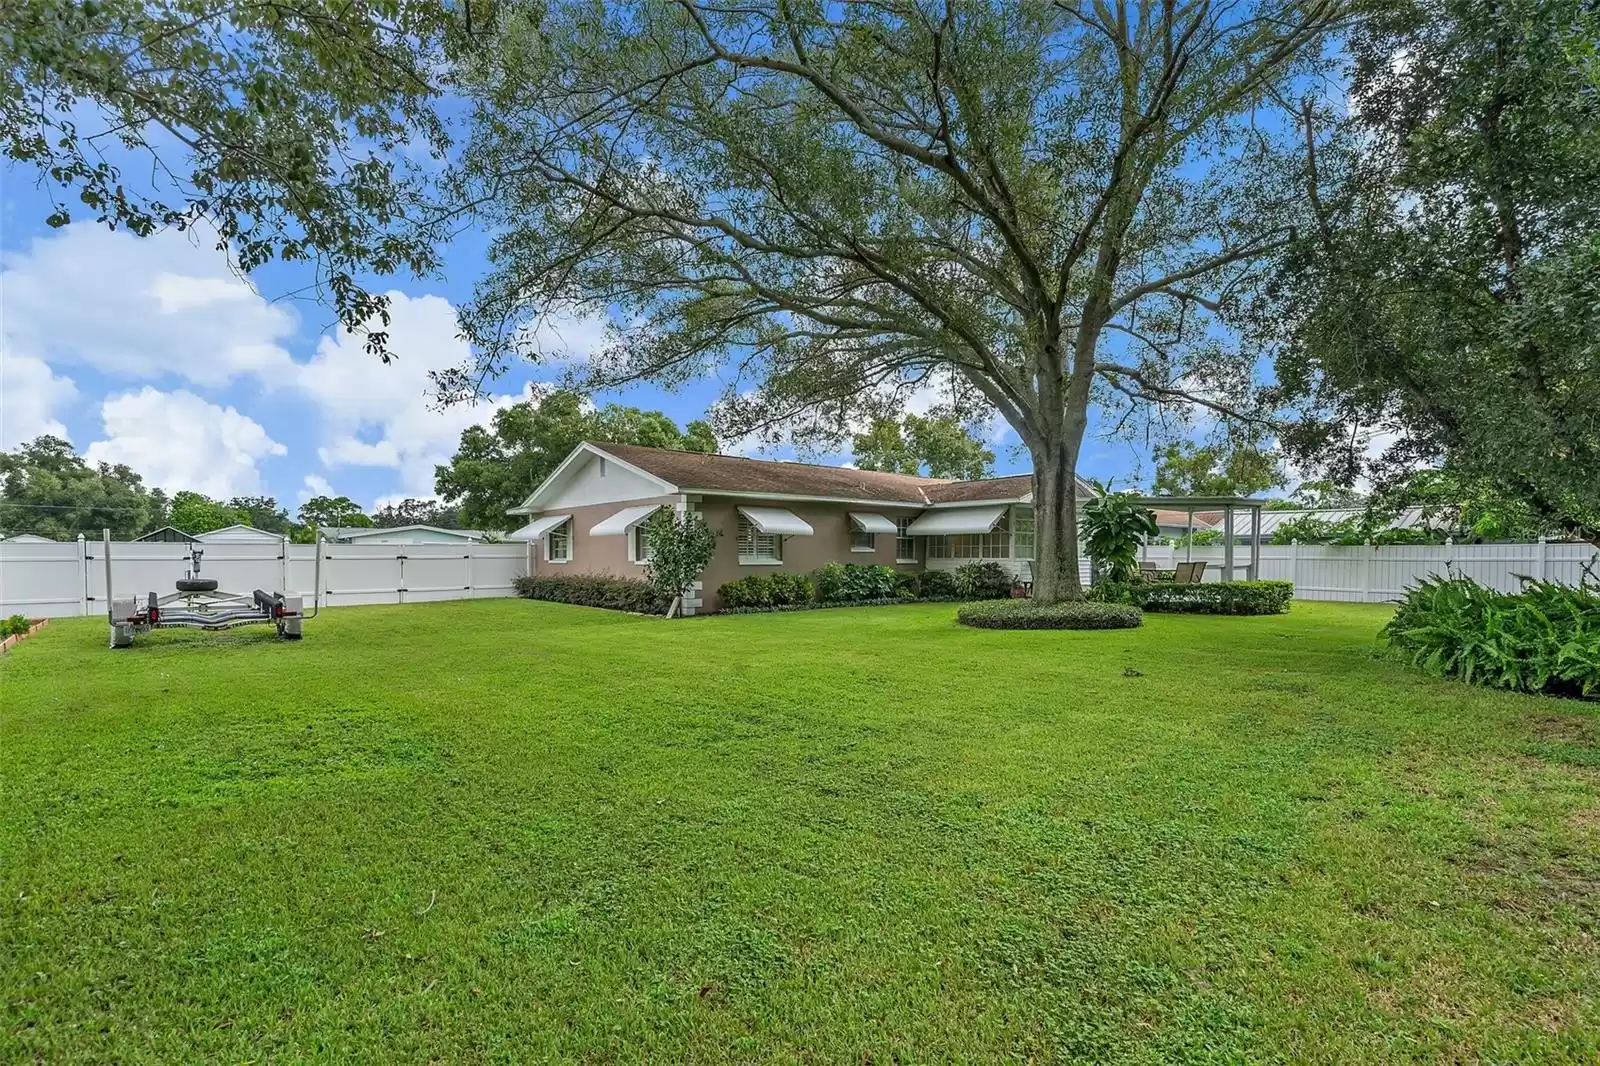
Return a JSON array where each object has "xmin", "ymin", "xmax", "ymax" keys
[
  {"xmin": 693, "ymin": 496, "xmax": 925, "ymax": 612},
  {"xmin": 526, "ymin": 495, "xmax": 681, "ymax": 579}
]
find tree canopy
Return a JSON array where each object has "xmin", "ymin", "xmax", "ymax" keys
[
  {"xmin": 852, "ymin": 413, "xmax": 994, "ymax": 481},
  {"xmin": 435, "ymin": 390, "xmax": 718, "ymax": 530},
  {"xmin": 297, "ymin": 495, "xmax": 372, "ymax": 529},
  {"xmin": 0, "ymin": 0, "xmax": 462, "ymax": 350},
  {"xmin": 1151, "ymin": 441, "xmax": 1284, "ymax": 498},
  {"xmin": 448, "ymin": 0, "xmax": 1347, "ymax": 599},
  {"xmin": 168, "ymin": 491, "xmax": 248, "ymax": 534},
  {"xmin": 0, "ymin": 435, "xmax": 165, "ymax": 538},
  {"xmin": 372, "ymin": 498, "xmax": 461, "ymax": 529},
  {"xmin": 1271, "ymin": 0, "xmax": 1600, "ymax": 543}
]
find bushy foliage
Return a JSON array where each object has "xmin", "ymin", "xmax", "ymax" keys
[
  {"xmin": 643, "ymin": 513, "xmax": 718, "ymax": 615},
  {"xmin": 918, "ymin": 569, "xmax": 958, "ymax": 599},
  {"xmin": 951, "ymin": 561, "xmax": 1012, "ymax": 600},
  {"xmin": 1081, "ymin": 492, "xmax": 1160, "ymax": 581},
  {"xmin": 1384, "ymin": 575, "xmax": 1600, "ymax": 699},
  {"xmin": 1090, "ymin": 580, "xmax": 1294, "ymax": 615},
  {"xmin": 2, "ymin": 614, "xmax": 33, "ymax": 637},
  {"xmin": 719, "ymin": 572, "xmax": 815, "ymax": 609},
  {"xmin": 512, "ymin": 574, "xmax": 670, "ymax": 615},
  {"xmin": 814, "ymin": 562, "xmax": 900, "ymax": 602},
  {"xmin": 957, "ymin": 600, "xmax": 1143, "ymax": 630}
]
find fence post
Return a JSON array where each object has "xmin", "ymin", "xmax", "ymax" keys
[
  {"xmin": 280, "ymin": 535, "xmax": 290, "ymax": 595},
  {"xmin": 1289, "ymin": 538, "xmax": 1299, "ymax": 591},
  {"xmin": 1536, "ymin": 536, "xmax": 1547, "ymax": 582},
  {"xmin": 1361, "ymin": 539, "xmax": 1372, "ymax": 603},
  {"xmin": 466, "ymin": 546, "xmax": 476, "ymax": 598},
  {"xmin": 77, "ymin": 533, "xmax": 89, "ymax": 616}
]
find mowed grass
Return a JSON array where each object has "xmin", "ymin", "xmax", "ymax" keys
[{"xmin": 2, "ymin": 601, "xmax": 1597, "ymax": 1063}]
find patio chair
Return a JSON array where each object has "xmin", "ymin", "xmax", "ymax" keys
[
  {"xmin": 1017, "ymin": 560, "xmax": 1033, "ymax": 595},
  {"xmin": 1173, "ymin": 560, "xmax": 1208, "ymax": 584},
  {"xmin": 1139, "ymin": 563, "xmax": 1161, "ymax": 582}
]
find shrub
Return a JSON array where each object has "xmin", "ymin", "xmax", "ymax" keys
[
  {"xmin": 643, "ymin": 513, "xmax": 718, "ymax": 617},
  {"xmin": 951, "ymin": 561, "xmax": 1011, "ymax": 600},
  {"xmin": 957, "ymin": 600, "xmax": 1143, "ymax": 630},
  {"xmin": 512, "ymin": 574, "xmax": 670, "ymax": 614},
  {"xmin": 718, "ymin": 572, "xmax": 814, "ymax": 609},
  {"xmin": 814, "ymin": 562, "xmax": 899, "ymax": 602},
  {"xmin": 1089, "ymin": 580, "xmax": 1294, "ymax": 615},
  {"xmin": 2, "ymin": 614, "xmax": 32, "ymax": 637},
  {"xmin": 918, "ymin": 569, "xmax": 958, "ymax": 599},
  {"xmin": 1081, "ymin": 490, "xmax": 1160, "ymax": 581},
  {"xmin": 1384, "ymin": 576, "xmax": 1599, "ymax": 699}
]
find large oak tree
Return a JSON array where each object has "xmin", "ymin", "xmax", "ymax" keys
[{"xmin": 450, "ymin": 0, "xmax": 1348, "ymax": 600}]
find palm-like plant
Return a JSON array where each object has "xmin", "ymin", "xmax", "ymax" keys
[{"xmin": 1081, "ymin": 484, "xmax": 1160, "ymax": 583}]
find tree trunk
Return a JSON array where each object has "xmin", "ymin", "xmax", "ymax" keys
[{"xmin": 1029, "ymin": 435, "xmax": 1086, "ymax": 603}]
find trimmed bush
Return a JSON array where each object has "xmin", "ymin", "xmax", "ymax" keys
[
  {"xmin": 2, "ymin": 614, "xmax": 33, "ymax": 637},
  {"xmin": 512, "ymin": 574, "xmax": 670, "ymax": 614},
  {"xmin": 814, "ymin": 562, "xmax": 900, "ymax": 602},
  {"xmin": 1384, "ymin": 576, "xmax": 1599, "ymax": 699},
  {"xmin": 957, "ymin": 599, "xmax": 1143, "ymax": 630},
  {"xmin": 1090, "ymin": 579, "xmax": 1294, "ymax": 615},
  {"xmin": 718, "ymin": 572, "xmax": 815, "ymax": 609},
  {"xmin": 951, "ymin": 561, "xmax": 1012, "ymax": 600},
  {"xmin": 919, "ymin": 569, "xmax": 958, "ymax": 599}
]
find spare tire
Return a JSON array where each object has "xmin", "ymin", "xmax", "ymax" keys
[{"xmin": 176, "ymin": 578, "xmax": 218, "ymax": 593}]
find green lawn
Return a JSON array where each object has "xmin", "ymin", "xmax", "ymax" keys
[{"xmin": 3, "ymin": 600, "xmax": 1597, "ymax": 1063}]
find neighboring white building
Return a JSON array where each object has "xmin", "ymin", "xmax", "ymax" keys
[
  {"xmin": 194, "ymin": 524, "xmax": 283, "ymax": 544},
  {"xmin": 331, "ymin": 524, "xmax": 487, "ymax": 545},
  {"xmin": 2, "ymin": 533, "xmax": 56, "ymax": 544}
]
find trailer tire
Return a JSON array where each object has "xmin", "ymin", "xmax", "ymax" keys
[{"xmin": 176, "ymin": 578, "xmax": 219, "ymax": 592}]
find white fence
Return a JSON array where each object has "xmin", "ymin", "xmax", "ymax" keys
[
  {"xmin": 1140, "ymin": 540, "xmax": 1599, "ymax": 603},
  {"xmin": 0, "ymin": 537, "xmax": 531, "ymax": 618}
]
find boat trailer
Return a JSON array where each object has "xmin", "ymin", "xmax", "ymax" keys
[{"xmin": 104, "ymin": 530, "xmax": 318, "ymax": 648}]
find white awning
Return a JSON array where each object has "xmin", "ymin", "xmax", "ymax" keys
[
  {"xmin": 507, "ymin": 514, "xmax": 571, "ymax": 541},
  {"xmin": 589, "ymin": 503, "xmax": 663, "ymax": 536},
  {"xmin": 848, "ymin": 512, "xmax": 898, "ymax": 534},
  {"xmin": 905, "ymin": 505, "xmax": 1008, "ymax": 536},
  {"xmin": 737, "ymin": 506, "xmax": 814, "ymax": 536}
]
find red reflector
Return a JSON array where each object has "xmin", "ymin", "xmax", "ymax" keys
[
  {"xmin": 148, "ymin": 607, "xmax": 159, "ymax": 623},
  {"xmin": 273, "ymin": 604, "xmax": 284, "ymax": 618}
]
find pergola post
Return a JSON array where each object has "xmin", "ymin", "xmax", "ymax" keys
[
  {"xmin": 1185, "ymin": 509, "xmax": 1194, "ymax": 564},
  {"xmin": 1249, "ymin": 505, "xmax": 1262, "ymax": 581},
  {"xmin": 1223, "ymin": 504, "xmax": 1235, "ymax": 581}
]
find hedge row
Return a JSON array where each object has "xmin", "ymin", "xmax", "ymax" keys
[
  {"xmin": 1090, "ymin": 579, "xmax": 1294, "ymax": 615},
  {"xmin": 718, "ymin": 561, "xmax": 1012, "ymax": 613},
  {"xmin": 957, "ymin": 600, "xmax": 1143, "ymax": 630},
  {"xmin": 512, "ymin": 574, "xmax": 670, "ymax": 614},
  {"xmin": 717, "ymin": 596, "xmax": 967, "ymax": 615}
]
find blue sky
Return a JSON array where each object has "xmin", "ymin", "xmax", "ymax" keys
[{"xmin": 1, "ymin": 159, "xmax": 1158, "ymax": 516}]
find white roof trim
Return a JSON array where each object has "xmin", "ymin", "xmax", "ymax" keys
[
  {"xmin": 737, "ymin": 505, "xmax": 814, "ymax": 536},
  {"xmin": 508, "ymin": 443, "xmax": 677, "ymax": 514},
  {"xmin": 905, "ymin": 505, "xmax": 1008, "ymax": 535},
  {"xmin": 589, "ymin": 503, "xmax": 664, "ymax": 536},
  {"xmin": 847, "ymin": 512, "xmax": 899, "ymax": 534},
  {"xmin": 336, "ymin": 524, "xmax": 482, "ymax": 540},
  {"xmin": 507, "ymin": 514, "xmax": 571, "ymax": 541}
]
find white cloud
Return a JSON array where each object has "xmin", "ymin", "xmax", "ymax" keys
[
  {"xmin": 299, "ymin": 474, "xmax": 333, "ymax": 503},
  {"xmin": 0, "ymin": 223, "xmax": 296, "ymax": 387},
  {"xmin": 84, "ymin": 388, "xmax": 286, "ymax": 498},
  {"xmin": 292, "ymin": 293, "xmax": 535, "ymax": 498},
  {"xmin": 0, "ymin": 350, "xmax": 77, "ymax": 448}
]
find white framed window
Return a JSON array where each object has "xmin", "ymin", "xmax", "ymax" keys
[
  {"xmin": 895, "ymin": 517, "xmax": 917, "ymax": 562},
  {"xmin": 850, "ymin": 529, "xmax": 876, "ymax": 552},
  {"xmin": 631, "ymin": 524, "xmax": 655, "ymax": 564},
  {"xmin": 926, "ymin": 512, "xmax": 1011, "ymax": 560},
  {"xmin": 545, "ymin": 519, "xmax": 572, "ymax": 562},
  {"xmin": 737, "ymin": 514, "xmax": 783, "ymax": 564},
  {"xmin": 1011, "ymin": 507, "xmax": 1034, "ymax": 560}
]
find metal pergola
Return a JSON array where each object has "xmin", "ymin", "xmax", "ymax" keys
[{"xmin": 1128, "ymin": 494, "xmax": 1268, "ymax": 581}]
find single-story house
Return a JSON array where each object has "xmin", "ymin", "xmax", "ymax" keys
[
  {"xmin": 2, "ymin": 533, "xmax": 57, "ymax": 544},
  {"xmin": 194, "ymin": 524, "xmax": 282, "ymax": 544},
  {"xmin": 507, "ymin": 441, "xmax": 1095, "ymax": 615},
  {"xmin": 331, "ymin": 524, "xmax": 487, "ymax": 545},
  {"xmin": 133, "ymin": 526, "xmax": 199, "ymax": 543}
]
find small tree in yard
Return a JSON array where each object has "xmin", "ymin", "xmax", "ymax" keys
[
  {"xmin": 644, "ymin": 513, "xmax": 718, "ymax": 618},
  {"xmin": 1081, "ymin": 491, "xmax": 1159, "ymax": 583}
]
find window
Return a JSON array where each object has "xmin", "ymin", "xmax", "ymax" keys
[
  {"xmin": 631, "ymin": 524, "xmax": 654, "ymax": 564},
  {"xmin": 927, "ymin": 512, "xmax": 1011, "ymax": 560},
  {"xmin": 1011, "ymin": 507, "xmax": 1034, "ymax": 560},
  {"xmin": 737, "ymin": 515, "xmax": 782, "ymax": 563},
  {"xmin": 850, "ymin": 529, "xmax": 876, "ymax": 552},
  {"xmin": 895, "ymin": 518, "xmax": 917, "ymax": 562},
  {"xmin": 545, "ymin": 519, "xmax": 572, "ymax": 562}
]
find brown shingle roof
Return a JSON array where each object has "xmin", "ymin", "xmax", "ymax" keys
[{"xmin": 589, "ymin": 442, "xmax": 1088, "ymax": 506}]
